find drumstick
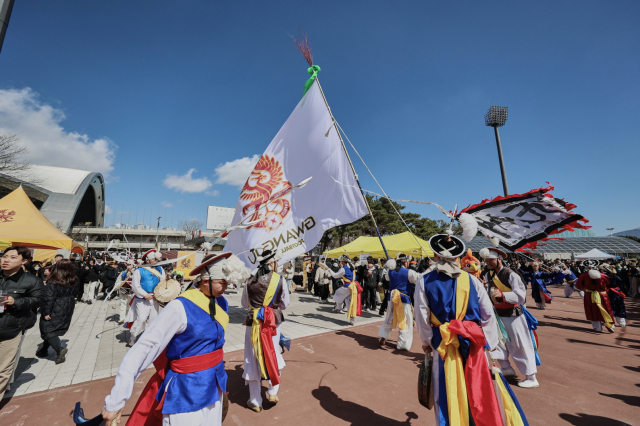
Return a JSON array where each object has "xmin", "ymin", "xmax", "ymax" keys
[{"xmin": 110, "ymin": 410, "xmax": 122, "ymax": 426}]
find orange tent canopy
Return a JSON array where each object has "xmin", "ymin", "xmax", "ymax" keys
[{"xmin": 0, "ymin": 187, "xmax": 84, "ymax": 253}]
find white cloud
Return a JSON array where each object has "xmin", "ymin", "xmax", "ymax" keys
[
  {"xmin": 214, "ymin": 155, "xmax": 259, "ymax": 188},
  {"xmin": 105, "ymin": 205, "xmax": 113, "ymax": 215},
  {"xmin": 161, "ymin": 201, "xmax": 173, "ymax": 208},
  {"xmin": 0, "ymin": 88, "xmax": 117, "ymax": 176},
  {"xmin": 163, "ymin": 169, "xmax": 212, "ymax": 193},
  {"xmin": 206, "ymin": 190, "xmax": 220, "ymax": 196}
]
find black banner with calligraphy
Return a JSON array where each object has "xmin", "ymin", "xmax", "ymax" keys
[{"xmin": 458, "ymin": 184, "xmax": 590, "ymax": 252}]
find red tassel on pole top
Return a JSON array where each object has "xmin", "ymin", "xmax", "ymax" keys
[{"xmin": 291, "ymin": 30, "xmax": 313, "ymax": 66}]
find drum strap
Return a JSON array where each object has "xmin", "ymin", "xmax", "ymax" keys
[{"xmin": 142, "ymin": 266, "xmax": 163, "ymax": 280}]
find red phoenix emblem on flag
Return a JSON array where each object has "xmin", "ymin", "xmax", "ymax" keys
[
  {"xmin": 0, "ymin": 209, "xmax": 16, "ymax": 223},
  {"xmin": 240, "ymin": 155, "xmax": 292, "ymax": 231}
]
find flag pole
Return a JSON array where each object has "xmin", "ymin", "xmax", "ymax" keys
[{"xmin": 315, "ymin": 77, "xmax": 390, "ymax": 260}]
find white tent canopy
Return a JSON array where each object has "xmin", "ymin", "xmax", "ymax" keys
[{"xmin": 575, "ymin": 248, "xmax": 617, "ymax": 259}]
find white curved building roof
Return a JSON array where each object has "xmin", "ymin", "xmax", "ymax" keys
[
  {"xmin": 4, "ymin": 165, "xmax": 91, "ymax": 195},
  {"xmin": 0, "ymin": 164, "xmax": 104, "ymax": 232}
]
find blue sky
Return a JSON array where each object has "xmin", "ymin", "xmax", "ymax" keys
[{"xmin": 0, "ymin": 1, "xmax": 638, "ymax": 236}]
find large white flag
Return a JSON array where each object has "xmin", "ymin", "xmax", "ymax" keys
[{"xmin": 224, "ymin": 80, "xmax": 368, "ymax": 267}]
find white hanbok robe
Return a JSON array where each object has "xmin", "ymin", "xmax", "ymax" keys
[
  {"xmin": 126, "ymin": 266, "xmax": 164, "ymax": 342},
  {"xmin": 415, "ymin": 272, "xmax": 499, "ymax": 426},
  {"xmin": 484, "ymin": 267, "xmax": 537, "ymax": 376},
  {"xmin": 241, "ymin": 276, "xmax": 290, "ymax": 383},
  {"xmin": 378, "ymin": 268, "xmax": 421, "ymax": 350},
  {"xmin": 105, "ymin": 300, "xmax": 223, "ymax": 426}
]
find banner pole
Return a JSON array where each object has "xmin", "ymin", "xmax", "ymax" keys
[{"xmin": 315, "ymin": 77, "xmax": 390, "ymax": 259}]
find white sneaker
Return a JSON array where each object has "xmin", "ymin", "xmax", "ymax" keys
[
  {"xmin": 500, "ymin": 367, "xmax": 517, "ymax": 376},
  {"xmin": 517, "ymin": 378, "xmax": 539, "ymax": 388}
]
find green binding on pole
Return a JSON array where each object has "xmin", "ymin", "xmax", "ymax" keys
[{"xmin": 302, "ymin": 65, "xmax": 321, "ymax": 96}]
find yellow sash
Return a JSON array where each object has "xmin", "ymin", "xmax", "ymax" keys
[
  {"xmin": 391, "ymin": 289, "xmax": 407, "ymax": 330},
  {"xmin": 250, "ymin": 273, "xmax": 281, "ymax": 379},
  {"xmin": 178, "ymin": 288, "xmax": 229, "ymax": 331},
  {"xmin": 429, "ymin": 271, "xmax": 471, "ymax": 426},
  {"xmin": 585, "ymin": 289, "xmax": 613, "ymax": 329},
  {"xmin": 495, "ymin": 375, "xmax": 526, "ymax": 426},
  {"xmin": 491, "ymin": 273, "xmax": 512, "ymax": 293},
  {"xmin": 346, "ymin": 279, "xmax": 358, "ymax": 320}
]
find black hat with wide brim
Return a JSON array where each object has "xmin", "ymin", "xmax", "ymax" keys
[
  {"xmin": 429, "ymin": 234, "xmax": 466, "ymax": 260},
  {"xmin": 582, "ymin": 259, "xmax": 600, "ymax": 268}
]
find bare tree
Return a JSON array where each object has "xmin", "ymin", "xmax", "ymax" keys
[
  {"xmin": 179, "ymin": 219, "xmax": 203, "ymax": 234},
  {"xmin": 0, "ymin": 133, "xmax": 30, "ymax": 174}
]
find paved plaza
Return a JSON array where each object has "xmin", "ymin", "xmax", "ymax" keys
[
  {"xmin": 3, "ymin": 288, "xmax": 383, "ymax": 399},
  {"xmin": 0, "ymin": 286, "xmax": 638, "ymax": 425}
]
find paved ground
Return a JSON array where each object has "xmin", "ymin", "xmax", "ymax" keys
[
  {"xmin": 2, "ymin": 288, "xmax": 384, "ymax": 399},
  {"xmin": 0, "ymin": 285, "xmax": 639, "ymax": 425}
]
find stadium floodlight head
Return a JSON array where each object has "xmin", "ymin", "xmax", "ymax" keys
[{"xmin": 485, "ymin": 106, "xmax": 509, "ymax": 127}]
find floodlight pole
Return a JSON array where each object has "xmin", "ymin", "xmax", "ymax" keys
[
  {"xmin": 0, "ymin": 0, "xmax": 15, "ymax": 55},
  {"xmin": 485, "ymin": 106, "xmax": 510, "ymax": 196},
  {"xmin": 493, "ymin": 126, "xmax": 509, "ymax": 196},
  {"xmin": 606, "ymin": 227, "xmax": 614, "ymax": 237}
]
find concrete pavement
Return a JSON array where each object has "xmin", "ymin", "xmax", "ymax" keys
[
  {"xmin": 0, "ymin": 285, "xmax": 638, "ymax": 425},
  {"xmin": 2, "ymin": 288, "xmax": 383, "ymax": 399}
]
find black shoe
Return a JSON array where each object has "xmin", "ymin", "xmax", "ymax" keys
[
  {"xmin": 36, "ymin": 347, "xmax": 49, "ymax": 358},
  {"xmin": 55, "ymin": 348, "xmax": 68, "ymax": 364}
]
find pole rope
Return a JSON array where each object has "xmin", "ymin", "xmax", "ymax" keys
[
  {"xmin": 334, "ymin": 120, "xmax": 432, "ymax": 259},
  {"xmin": 315, "ymin": 77, "xmax": 390, "ymax": 259}
]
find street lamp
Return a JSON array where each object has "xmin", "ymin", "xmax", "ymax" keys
[
  {"xmin": 485, "ymin": 106, "xmax": 509, "ymax": 196},
  {"xmin": 606, "ymin": 227, "xmax": 614, "ymax": 236}
]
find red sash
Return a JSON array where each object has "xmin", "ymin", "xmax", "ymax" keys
[
  {"xmin": 126, "ymin": 348, "xmax": 224, "ymax": 426},
  {"xmin": 447, "ymin": 320, "xmax": 503, "ymax": 426},
  {"xmin": 260, "ymin": 307, "xmax": 281, "ymax": 386},
  {"xmin": 493, "ymin": 301, "xmax": 516, "ymax": 310},
  {"xmin": 609, "ymin": 287, "xmax": 626, "ymax": 299}
]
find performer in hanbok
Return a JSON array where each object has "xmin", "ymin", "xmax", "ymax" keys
[
  {"xmin": 600, "ymin": 263, "xmax": 627, "ymax": 327},
  {"xmin": 101, "ymin": 252, "xmax": 251, "ymax": 426},
  {"xmin": 559, "ymin": 263, "xmax": 581, "ymax": 298},
  {"xmin": 116, "ymin": 260, "xmax": 135, "ymax": 324},
  {"xmin": 519, "ymin": 262, "xmax": 559, "ymax": 310},
  {"xmin": 320, "ymin": 255, "xmax": 361, "ymax": 326},
  {"xmin": 416, "ymin": 234, "xmax": 529, "ymax": 425},
  {"xmin": 241, "ymin": 249, "xmax": 291, "ymax": 412},
  {"xmin": 378, "ymin": 253, "xmax": 419, "ymax": 350},
  {"xmin": 575, "ymin": 260, "xmax": 615, "ymax": 332},
  {"xmin": 315, "ymin": 260, "xmax": 331, "ymax": 303},
  {"xmin": 125, "ymin": 250, "xmax": 165, "ymax": 346},
  {"xmin": 480, "ymin": 247, "xmax": 540, "ymax": 388}
]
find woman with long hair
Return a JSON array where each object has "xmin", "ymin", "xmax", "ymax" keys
[{"xmin": 36, "ymin": 260, "xmax": 78, "ymax": 364}]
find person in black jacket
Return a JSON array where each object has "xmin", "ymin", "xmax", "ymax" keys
[
  {"xmin": 81, "ymin": 258, "xmax": 100, "ymax": 304},
  {"xmin": 360, "ymin": 257, "xmax": 379, "ymax": 312},
  {"xmin": 0, "ymin": 246, "xmax": 45, "ymax": 399},
  {"xmin": 73, "ymin": 259, "xmax": 87, "ymax": 302},
  {"xmin": 36, "ymin": 260, "xmax": 78, "ymax": 364},
  {"xmin": 101, "ymin": 261, "xmax": 119, "ymax": 299}
]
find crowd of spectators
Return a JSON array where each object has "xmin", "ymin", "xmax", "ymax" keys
[
  {"xmin": 299, "ymin": 254, "xmax": 640, "ymax": 315},
  {"xmin": 0, "ymin": 247, "xmax": 182, "ymax": 400}
]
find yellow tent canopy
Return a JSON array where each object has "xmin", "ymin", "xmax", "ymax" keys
[
  {"xmin": 0, "ymin": 239, "xmax": 11, "ymax": 250},
  {"xmin": 324, "ymin": 231, "xmax": 434, "ymax": 259},
  {"xmin": 0, "ymin": 187, "xmax": 85, "ymax": 256}
]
